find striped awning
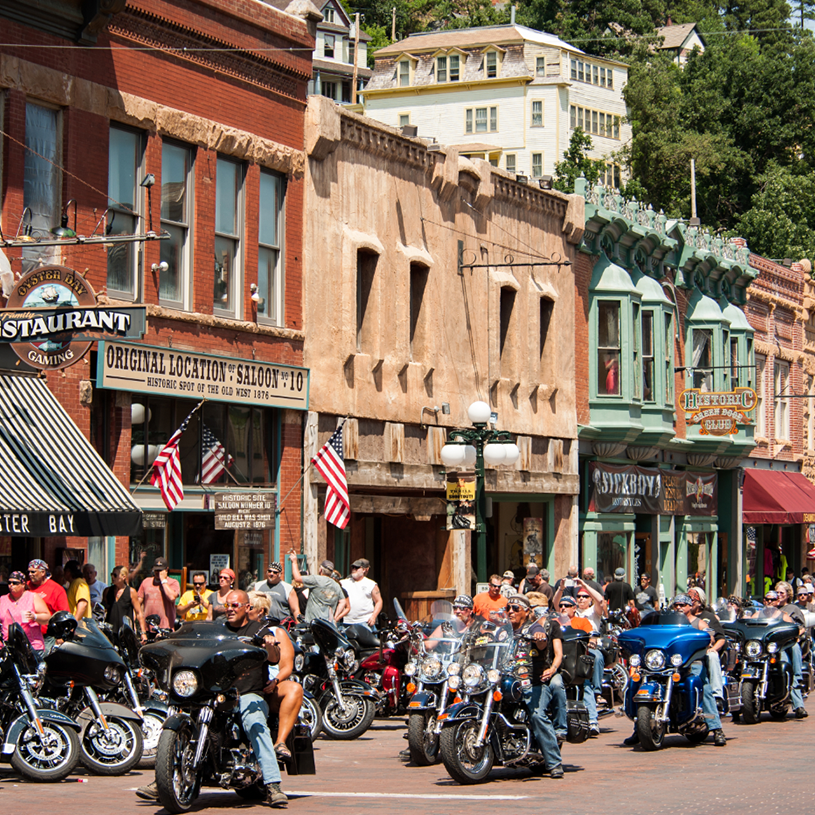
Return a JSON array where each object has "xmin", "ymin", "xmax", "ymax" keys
[{"xmin": 0, "ymin": 374, "xmax": 142, "ymax": 537}]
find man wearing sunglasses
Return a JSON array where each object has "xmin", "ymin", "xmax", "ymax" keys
[
  {"xmin": 254, "ymin": 562, "xmax": 300, "ymax": 623},
  {"xmin": 177, "ymin": 572, "xmax": 214, "ymax": 621},
  {"xmin": 775, "ymin": 581, "xmax": 808, "ymax": 719},
  {"xmin": 508, "ymin": 594, "xmax": 564, "ymax": 779},
  {"xmin": 473, "ymin": 575, "xmax": 508, "ymax": 619}
]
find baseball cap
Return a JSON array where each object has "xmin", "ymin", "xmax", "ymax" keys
[
  {"xmin": 320, "ymin": 559, "xmax": 335, "ymax": 572},
  {"xmin": 614, "ymin": 567, "xmax": 625, "ymax": 578},
  {"xmin": 351, "ymin": 558, "xmax": 370, "ymax": 569},
  {"xmin": 502, "ymin": 570, "xmax": 515, "ymax": 579},
  {"xmin": 153, "ymin": 557, "xmax": 169, "ymax": 571},
  {"xmin": 526, "ymin": 564, "xmax": 540, "ymax": 575},
  {"xmin": 453, "ymin": 594, "xmax": 473, "ymax": 609}
]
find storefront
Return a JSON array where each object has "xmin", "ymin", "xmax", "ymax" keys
[{"xmin": 96, "ymin": 341, "xmax": 309, "ymax": 590}]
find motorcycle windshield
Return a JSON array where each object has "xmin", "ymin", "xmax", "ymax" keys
[
  {"xmin": 311, "ymin": 617, "xmax": 348, "ymax": 653},
  {"xmin": 393, "ymin": 597, "xmax": 409, "ymax": 622},
  {"xmin": 738, "ymin": 606, "xmax": 785, "ymax": 622},
  {"xmin": 460, "ymin": 616, "xmax": 514, "ymax": 673}
]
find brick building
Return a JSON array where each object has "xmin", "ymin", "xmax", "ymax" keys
[{"xmin": 0, "ymin": 0, "xmax": 317, "ymax": 589}]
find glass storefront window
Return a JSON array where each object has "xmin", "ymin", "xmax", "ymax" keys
[
  {"xmin": 687, "ymin": 532, "xmax": 709, "ymax": 590},
  {"xmin": 597, "ymin": 532, "xmax": 626, "ymax": 583}
]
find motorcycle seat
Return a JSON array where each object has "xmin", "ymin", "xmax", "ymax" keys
[{"xmin": 345, "ymin": 625, "xmax": 380, "ymax": 649}]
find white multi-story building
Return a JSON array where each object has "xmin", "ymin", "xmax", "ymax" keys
[
  {"xmin": 309, "ymin": 0, "xmax": 371, "ymax": 103},
  {"xmin": 362, "ymin": 23, "xmax": 630, "ymax": 183}
]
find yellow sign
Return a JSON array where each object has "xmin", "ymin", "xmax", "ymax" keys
[
  {"xmin": 446, "ymin": 480, "xmax": 476, "ymax": 501},
  {"xmin": 680, "ymin": 387, "xmax": 757, "ymax": 436}
]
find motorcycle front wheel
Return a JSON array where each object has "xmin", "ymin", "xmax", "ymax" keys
[
  {"xmin": 321, "ymin": 693, "xmax": 375, "ymax": 740},
  {"xmin": 439, "ymin": 719, "xmax": 494, "ymax": 784},
  {"xmin": 408, "ymin": 711, "xmax": 440, "ymax": 766},
  {"xmin": 768, "ymin": 702, "xmax": 790, "ymax": 721},
  {"xmin": 740, "ymin": 680, "xmax": 761, "ymax": 724},
  {"xmin": 635, "ymin": 705, "xmax": 665, "ymax": 751},
  {"xmin": 138, "ymin": 710, "xmax": 166, "ymax": 769},
  {"xmin": 10, "ymin": 719, "xmax": 80, "ymax": 782},
  {"xmin": 155, "ymin": 726, "xmax": 201, "ymax": 813},
  {"xmin": 300, "ymin": 695, "xmax": 323, "ymax": 741},
  {"xmin": 81, "ymin": 716, "xmax": 143, "ymax": 775}
]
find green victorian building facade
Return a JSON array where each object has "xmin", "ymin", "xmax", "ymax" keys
[{"xmin": 574, "ymin": 178, "xmax": 757, "ymax": 601}]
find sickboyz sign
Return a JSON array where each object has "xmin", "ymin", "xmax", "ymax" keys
[{"xmin": 589, "ymin": 462, "xmax": 716, "ymax": 516}]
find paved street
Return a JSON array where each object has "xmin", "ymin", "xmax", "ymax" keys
[{"xmin": 0, "ymin": 702, "xmax": 810, "ymax": 815}]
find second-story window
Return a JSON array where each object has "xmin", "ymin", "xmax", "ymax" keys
[
  {"xmin": 598, "ymin": 301, "xmax": 620, "ymax": 396},
  {"xmin": 532, "ymin": 153, "xmax": 543, "ymax": 177},
  {"xmin": 505, "ymin": 154, "xmax": 516, "ymax": 173},
  {"xmin": 107, "ymin": 125, "xmax": 142, "ymax": 299},
  {"xmin": 160, "ymin": 142, "xmax": 193, "ymax": 308},
  {"xmin": 323, "ymin": 5, "xmax": 335, "ymax": 22},
  {"xmin": 691, "ymin": 328, "xmax": 713, "ymax": 391},
  {"xmin": 486, "ymin": 51, "xmax": 497, "ymax": 78},
  {"xmin": 774, "ymin": 359, "xmax": 790, "ymax": 440},
  {"xmin": 324, "ymin": 34, "xmax": 335, "ymax": 59},
  {"xmin": 449, "ymin": 54, "xmax": 460, "ymax": 81},
  {"xmin": 664, "ymin": 312, "xmax": 674, "ymax": 404},
  {"xmin": 437, "ymin": 56, "xmax": 447, "ymax": 82},
  {"xmin": 642, "ymin": 309, "xmax": 654, "ymax": 402},
  {"xmin": 536, "ymin": 56, "xmax": 545, "ymax": 76},
  {"xmin": 258, "ymin": 170, "xmax": 284, "ymax": 325},
  {"xmin": 755, "ymin": 354, "xmax": 766, "ymax": 436},
  {"xmin": 399, "ymin": 60, "xmax": 410, "ymax": 86},
  {"xmin": 214, "ymin": 156, "xmax": 242, "ymax": 315},
  {"xmin": 632, "ymin": 303, "xmax": 641, "ymax": 399},
  {"xmin": 531, "ymin": 100, "xmax": 543, "ymax": 126}
]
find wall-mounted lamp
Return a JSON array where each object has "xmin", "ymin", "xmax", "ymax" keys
[
  {"xmin": 51, "ymin": 199, "xmax": 78, "ymax": 239},
  {"xmin": 515, "ymin": 173, "xmax": 529, "ymax": 185},
  {"xmin": 539, "ymin": 175, "xmax": 553, "ymax": 190},
  {"xmin": 420, "ymin": 403, "xmax": 451, "ymax": 427},
  {"xmin": 490, "ymin": 411, "xmax": 499, "ymax": 426},
  {"xmin": 250, "ymin": 283, "xmax": 260, "ymax": 303},
  {"xmin": 151, "ymin": 261, "xmax": 168, "ymax": 274}
]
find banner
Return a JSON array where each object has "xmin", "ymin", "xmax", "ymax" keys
[{"xmin": 589, "ymin": 463, "xmax": 717, "ymax": 516}]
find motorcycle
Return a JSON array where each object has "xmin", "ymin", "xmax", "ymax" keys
[
  {"xmin": 722, "ymin": 604, "xmax": 801, "ymax": 723},
  {"xmin": 40, "ymin": 613, "xmax": 144, "ymax": 774},
  {"xmin": 618, "ymin": 611, "xmax": 714, "ymax": 750},
  {"xmin": 299, "ymin": 617, "xmax": 378, "ymax": 740},
  {"xmin": 403, "ymin": 600, "xmax": 465, "ymax": 765},
  {"xmin": 0, "ymin": 622, "xmax": 81, "ymax": 782},
  {"xmin": 140, "ymin": 620, "xmax": 315, "ymax": 813},
  {"xmin": 437, "ymin": 614, "xmax": 550, "ymax": 784}
]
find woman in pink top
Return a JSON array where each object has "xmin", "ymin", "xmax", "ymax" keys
[{"xmin": 0, "ymin": 570, "xmax": 50, "ymax": 653}]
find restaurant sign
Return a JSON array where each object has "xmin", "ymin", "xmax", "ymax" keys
[
  {"xmin": 680, "ymin": 387, "xmax": 757, "ymax": 436},
  {"xmin": 589, "ymin": 463, "xmax": 717, "ymax": 516},
  {"xmin": 213, "ymin": 493, "xmax": 276, "ymax": 530},
  {"xmin": 3, "ymin": 265, "xmax": 146, "ymax": 370},
  {"xmin": 96, "ymin": 341, "xmax": 309, "ymax": 410}
]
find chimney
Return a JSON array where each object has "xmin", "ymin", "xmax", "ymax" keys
[
  {"xmin": 511, "ymin": 5, "xmax": 516, "ymax": 24},
  {"xmin": 666, "ymin": 15, "xmax": 672, "ymax": 25}
]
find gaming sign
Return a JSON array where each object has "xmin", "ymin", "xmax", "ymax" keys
[
  {"xmin": 680, "ymin": 387, "xmax": 757, "ymax": 436},
  {"xmin": 2, "ymin": 265, "xmax": 145, "ymax": 370}
]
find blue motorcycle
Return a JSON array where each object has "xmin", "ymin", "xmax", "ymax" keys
[{"xmin": 618, "ymin": 612, "xmax": 713, "ymax": 750}]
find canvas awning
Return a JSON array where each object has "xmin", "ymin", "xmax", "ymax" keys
[
  {"xmin": 742, "ymin": 469, "xmax": 815, "ymax": 525},
  {"xmin": 0, "ymin": 374, "xmax": 142, "ymax": 536}
]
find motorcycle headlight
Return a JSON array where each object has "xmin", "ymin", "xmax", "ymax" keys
[
  {"xmin": 745, "ymin": 640, "xmax": 762, "ymax": 659},
  {"xmin": 343, "ymin": 649, "xmax": 358, "ymax": 673},
  {"xmin": 172, "ymin": 670, "xmax": 199, "ymax": 698},
  {"xmin": 294, "ymin": 653, "xmax": 305, "ymax": 672},
  {"xmin": 644, "ymin": 650, "xmax": 666, "ymax": 671},
  {"xmin": 404, "ymin": 661, "xmax": 417, "ymax": 677},
  {"xmin": 670, "ymin": 654, "xmax": 683, "ymax": 667},
  {"xmin": 104, "ymin": 664, "xmax": 123, "ymax": 684},
  {"xmin": 767, "ymin": 642, "xmax": 779, "ymax": 654},
  {"xmin": 421, "ymin": 657, "xmax": 442, "ymax": 679},
  {"xmin": 629, "ymin": 654, "xmax": 641, "ymax": 667},
  {"xmin": 447, "ymin": 662, "xmax": 461, "ymax": 676},
  {"xmin": 448, "ymin": 675, "xmax": 461, "ymax": 690},
  {"xmin": 462, "ymin": 664, "xmax": 484, "ymax": 688},
  {"xmin": 487, "ymin": 669, "xmax": 501, "ymax": 685}
]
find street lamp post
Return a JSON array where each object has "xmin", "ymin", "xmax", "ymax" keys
[{"xmin": 440, "ymin": 401, "xmax": 520, "ymax": 584}]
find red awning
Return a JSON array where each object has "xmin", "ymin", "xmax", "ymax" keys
[{"xmin": 742, "ymin": 469, "xmax": 815, "ymax": 525}]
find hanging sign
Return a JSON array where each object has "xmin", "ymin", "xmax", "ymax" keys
[
  {"xmin": 446, "ymin": 472, "xmax": 476, "ymax": 531},
  {"xmin": 3, "ymin": 265, "xmax": 146, "ymax": 370},
  {"xmin": 680, "ymin": 387, "xmax": 757, "ymax": 436}
]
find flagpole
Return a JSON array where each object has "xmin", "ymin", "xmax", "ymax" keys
[{"xmin": 131, "ymin": 399, "xmax": 207, "ymax": 491}]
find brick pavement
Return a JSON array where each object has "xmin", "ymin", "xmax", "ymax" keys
[{"xmin": 0, "ymin": 703, "xmax": 809, "ymax": 815}]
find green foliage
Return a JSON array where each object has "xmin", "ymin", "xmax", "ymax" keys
[{"xmin": 554, "ymin": 128, "xmax": 606, "ymax": 191}]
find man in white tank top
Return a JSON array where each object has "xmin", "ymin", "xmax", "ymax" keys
[{"xmin": 340, "ymin": 558, "xmax": 382, "ymax": 629}]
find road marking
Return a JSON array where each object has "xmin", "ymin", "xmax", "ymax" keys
[{"xmin": 127, "ymin": 788, "xmax": 530, "ymax": 801}]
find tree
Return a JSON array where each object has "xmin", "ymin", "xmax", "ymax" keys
[{"xmin": 554, "ymin": 128, "xmax": 606, "ymax": 192}]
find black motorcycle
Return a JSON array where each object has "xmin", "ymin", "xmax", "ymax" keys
[
  {"xmin": 298, "ymin": 618, "xmax": 377, "ymax": 740},
  {"xmin": 722, "ymin": 605, "xmax": 801, "ymax": 723},
  {"xmin": 40, "ymin": 613, "xmax": 144, "ymax": 774},
  {"xmin": 0, "ymin": 622, "xmax": 81, "ymax": 782},
  {"xmin": 140, "ymin": 621, "xmax": 314, "ymax": 813}
]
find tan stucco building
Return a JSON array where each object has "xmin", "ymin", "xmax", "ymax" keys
[{"xmin": 302, "ymin": 96, "xmax": 582, "ymax": 614}]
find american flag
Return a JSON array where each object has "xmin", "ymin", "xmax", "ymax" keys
[
  {"xmin": 312, "ymin": 423, "xmax": 349, "ymax": 529},
  {"xmin": 200, "ymin": 424, "xmax": 233, "ymax": 484},
  {"xmin": 150, "ymin": 407, "xmax": 198, "ymax": 510}
]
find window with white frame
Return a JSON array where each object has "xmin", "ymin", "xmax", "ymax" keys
[
  {"xmin": 257, "ymin": 170, "xmax": 284, "ymax": 325},
  {"xmin": 23, "ymin": 102, "xmax": 60, "ymax": 274},
  {"xmin": 774, "ymin": 359, "xmax": 790, "ymax": 440},
  {"xmin": 536, "ymin": 56, "xmax": 545, "ymax": 76},
  {"xmin": 214, "ymin": 156, "xmax": 242, "ymax": 315},
  {"xmin": 632, "ymin": 303, "xmax": 641, "ymax": 399},
  {"xmin": 505, "ymin": 154, "xmax": 516, "ymax": 173},
  {"xmin": 531, "ymin": 153, "xmax": 543, "ymax": 178},
  {"xmin": 436, "ymin": 55, "xmax": 447, "ymax": 82},
  {"xmin": 465, "ymin": 106, "xmax": 497, "ymax": 134},
  {"xmin": 642, "ymin": 309, "xmax": 654, "ymax": 402},
  {"xmin": 399, "ymin": 60, "xmax": 410, "ymax": 86},
  {"xmin": 531, "ymin": 100, "xmax": 543, "ymax": 127},
  {"xmin": 485, "ymin": 51, "xmax": 497, "ymax": 78},
  {"xmin": 664, "ymin": 312, "xmax": 674, "ymax": 404},
  {"xmin": 324, "ymin": 34, "xmax": 335, "ymax": 59},
  {"xmin": 323, "ymin": 5, "xmax": 335, "ymax": 22},
  {"xmin": 449, "ymin": 54, "xmax": 460, "ymax": 81},
  {"xmin": 598, "ymin": 300, "xmax": 621, "ymax": 395},
  {"xmin": 160, "ymin": 141, "xmax": 193, "ymax": 308},
  {"xmin": 691, "ymin": 328, "xmax": 713, "ymax": 392},
  {"xmin": 399, "ymin": 114, "xmax": 410, "ymax": 127},
  {"xmin": 755, "ymin": 354, "xmax": 766, "ymax": 436},
  {"xmin": 107, "ymin": 125, "xmax": 142, "ymax": 299}
]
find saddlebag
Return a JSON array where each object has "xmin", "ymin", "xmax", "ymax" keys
[
  {"xmin": 566, "ymin": 700, "xmax": 590, "ymax": 744},
  {"xmin": 284, "ymin": 723, "xmax": 316, "ymax": 775},
  {"xmin": 561, "ymin": 637, "xmax": 595, "ymax": 686}
]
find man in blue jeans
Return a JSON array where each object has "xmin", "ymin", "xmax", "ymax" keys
[
  {"xmin": 507, "ymin": 594, "xmax": 564, "ymax": 778},
  {"xmin": 136, "ymin": 589, "xmax": 288, "ymax": 807}
]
